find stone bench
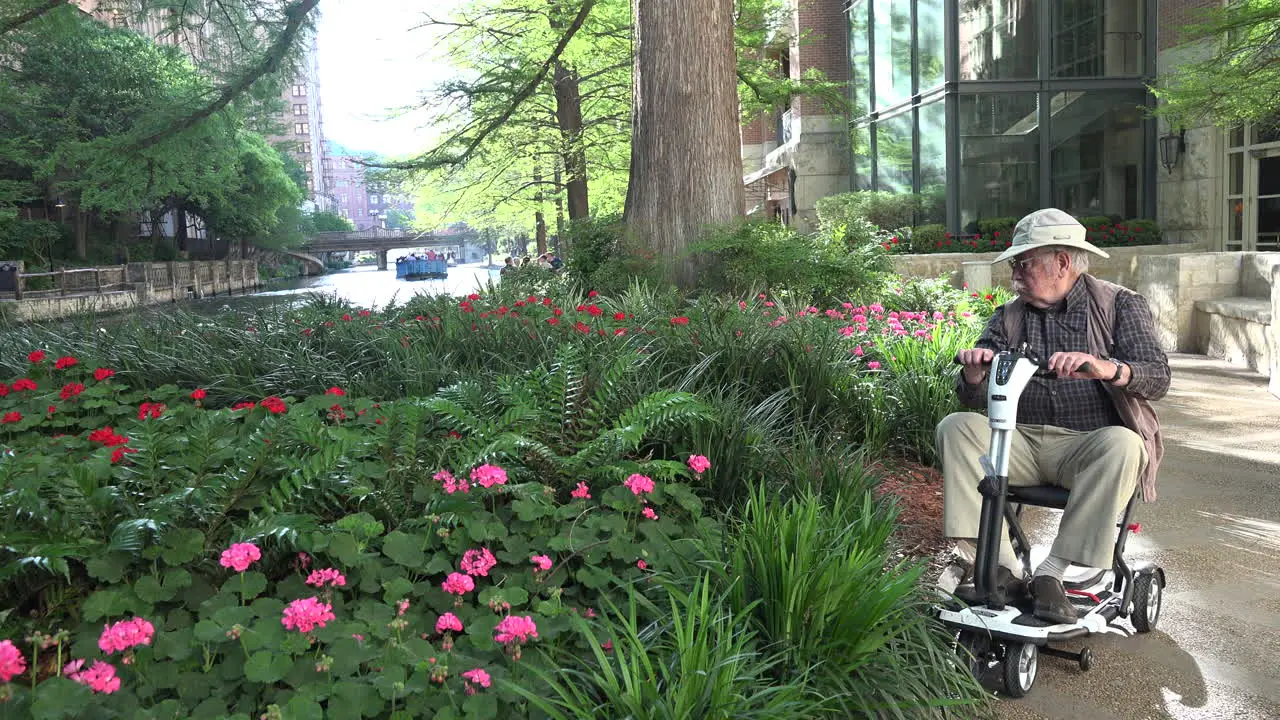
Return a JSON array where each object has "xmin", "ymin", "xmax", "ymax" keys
[{"xmin": 1194, "ymin": 297, "xmax": 1273, "ymax": 378}]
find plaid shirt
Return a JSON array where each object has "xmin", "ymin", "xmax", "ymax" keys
[{"xmin": 956, "ymin": 277, "xmax": 1171, "ymax": 432}]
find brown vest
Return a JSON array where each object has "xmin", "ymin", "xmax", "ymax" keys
[{"xmin": 1001, "ymin": 275, "xmax": 1164, "ymax": 502}]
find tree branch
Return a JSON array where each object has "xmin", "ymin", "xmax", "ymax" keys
[
  {"xmin": 0, "ymin": 0, "xmax": 67, "ymax": 36},
  {"xmin": 376, "ymin": 0, "xmax": 597, "ymax": 172},
  {"xmin": 128, "ymin": 0, "xmax": 318, "ymax": 151}
]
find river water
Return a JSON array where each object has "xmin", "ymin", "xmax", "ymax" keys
[{"xmin": 243, "ymin": 262, "xmax": 498, "ymax": 309}]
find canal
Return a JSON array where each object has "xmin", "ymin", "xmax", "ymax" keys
[{"xmin": 237, "ymin": 262, "xmax": 496, "ymax": 309}]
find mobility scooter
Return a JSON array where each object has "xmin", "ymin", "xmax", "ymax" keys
[{"xmin": 938, "ymin": 343, "xmax": 1166, "ymax": 697}]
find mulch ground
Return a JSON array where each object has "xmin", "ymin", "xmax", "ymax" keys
[{"xmin": 870, "ymin": 460, "xmax": 955, "ymax": 575}]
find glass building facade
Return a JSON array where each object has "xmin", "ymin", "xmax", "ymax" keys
[{"xmin": 847, "ymin": 0, "xmax": 1157, "ymax": 234}]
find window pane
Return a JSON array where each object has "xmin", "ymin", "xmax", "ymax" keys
[
  {"xmin": 917, "ymin": 0, "xmax": 944, "ymax": 91},
  {"xmin": 1050, "ymin": 90, "xmax": 1147, "ymax": 219},
  {"xmin": 1052, "ymin": 0, "xmax": 1145, "ymax": 77},
  {"xmin": 852, "ymin": 124, "xmax": 873, "ymax": 190},
  {"xmin": 958, "ymin": 93, "xmax": 1040, "ymax": 230},
  {"xmin": 875, "ymin": 112, "xmax": 913, "ymax": 194},
  {"xmin": 919, "ymin": 100, "xmax": 946, "ymax": 224},
  {"xmin": 1229, "ymin": 152, "xmax": 1244, "ymax": 196},
  {"xmin": 1227, "ymin": 199, "xmax": 1244, "ymax": 250},
  {"xmin": 873, "ymin": 0, "xmax": 912, "ymax": 110},
  {"xmin": 958, "ymin": 0, "xmax": 1037, "ymax": 80},
  {"xmin": 849, "ymin": 1, "xmax": 871, "ymax": 117}
]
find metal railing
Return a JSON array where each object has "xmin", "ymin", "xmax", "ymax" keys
[{"xmin": 1, "ymin": 261, "xmax": 259, "ymax": 301}]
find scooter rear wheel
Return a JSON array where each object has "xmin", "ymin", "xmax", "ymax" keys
[
  {"xmin": 1002, "ymin": 642, "xmax": 1038, "ymax": 698},
  {"xmin": 1131, "ymin": 572, "xmax": 1162, "ymax": 633}
]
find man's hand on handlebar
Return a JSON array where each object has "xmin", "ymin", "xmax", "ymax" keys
[
  {"xmin": 955, "ymin": 348, "xmax": 994, "ymax": 385},
  {"xmin": 1048, "ymin": 351, "xmax": 1113, "ymax": 381}
]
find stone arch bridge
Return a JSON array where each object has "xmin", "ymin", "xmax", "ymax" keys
[{"xmin": 299, "ymin": 228, "xmax": 478, "ymax": 272}]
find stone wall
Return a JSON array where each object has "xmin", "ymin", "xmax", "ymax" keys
[
  {"xmin": 1131, "ymin": 252, "xmax": 1278, "ymax": 355},
  {"xmin": 0, "ymin": 260, "xmax": 259, "ymax": 324},
  {"xmin": 1272, "ymin": 264, "xmax": 1280, "ymax": 398},
  {"xmin": 1155, "ymin": 40, "xmax": 1222, "ymax": 248},
  {"xmin": 891, "ymin": 242, "xmax": 1208, "ymax": 292}
]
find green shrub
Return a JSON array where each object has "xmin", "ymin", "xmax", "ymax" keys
[
  {"xmin": 562, "ymin": 215, "xmax": 662, "ymax": 296},
  {"xmin": 724, "ymin": 482, "xmax": 989, "ymax": 718},
  {"xmin": 519, "ymin": 576, "xmax": 822, "ymax": 719},
  {"xmin": 910, "ymin": 224, "xmax": 946, "ymax": 254},
  {"xmin": 816, "ymin": 191, "xmax": 924, "ymax": 232},
  {"xmin": 691, "ymin": 219, "xmax": 891, "ymax": 304}
]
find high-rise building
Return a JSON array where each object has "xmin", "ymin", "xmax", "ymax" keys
[{"xmin": 269, "ymin": 33, "xmax": 332, "ymax": 211}]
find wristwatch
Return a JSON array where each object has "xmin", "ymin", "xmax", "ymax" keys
[{"xmin": 1109, "ymin": 360, "xmax": 1126, "ymax": 384}]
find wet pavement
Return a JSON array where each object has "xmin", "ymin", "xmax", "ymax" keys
[{"xmin": 997, "ymin": 355, "xmax": 1280, "ymax": 720}]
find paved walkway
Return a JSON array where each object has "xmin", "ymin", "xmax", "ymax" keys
[{"xmin": 998, "ymin": 354, "xmax": 1280, "ymax": 720}]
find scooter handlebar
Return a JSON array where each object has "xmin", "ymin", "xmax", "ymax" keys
[{"xmin": 951, "ymin": 351, "xmax": 1094, "ymax": 377}]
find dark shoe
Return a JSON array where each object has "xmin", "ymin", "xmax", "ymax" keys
[
  {"xmin": 1032, "ymin": 576, "xmax": 1079, "ymax": 624},
  {"xmin": 955, "ymin": 566, "xmax": 1027, "ymax": 604}
]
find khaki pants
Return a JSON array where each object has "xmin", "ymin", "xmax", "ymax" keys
[{"xmin": 937, "ymin": 412, "xmax": 1146, "ymax": 570}]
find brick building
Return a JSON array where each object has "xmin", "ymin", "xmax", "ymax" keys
[
  {"xmin": 743, "ymin": 0, "xmax": 1278, "ymax": 252},
  {"xmin": 324, "ymin": 143, "xmax": 414, "ymax": 231}
]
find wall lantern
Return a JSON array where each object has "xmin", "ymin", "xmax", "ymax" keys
[
  {"xmin": 1160, "ymin": 129, "xmax": 1186, "ymax": 174},
  {"xmin": 54, "ymin": 196, "xmax": 66, "ymax": 208}
]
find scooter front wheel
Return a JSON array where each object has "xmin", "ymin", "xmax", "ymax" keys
[{"xmin": 1002, "ymin": 642, "xmax": 1039, "ymax": 698}]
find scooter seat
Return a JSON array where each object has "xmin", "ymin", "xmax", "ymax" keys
[{"xmin": 1007, "ymin": 485, "xmax": 1070, "ymax": 510}]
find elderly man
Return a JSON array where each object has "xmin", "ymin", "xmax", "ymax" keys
[{"xmin": 939, "ymin": 208, "xmax": 1170, "ymax": 624}]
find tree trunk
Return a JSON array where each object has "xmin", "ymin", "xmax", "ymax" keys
[
  {"xmin": 174, "ymin": 208, "xmax": 188, "ymax": 254},
  {"xmin": 624, "ymin": 0, "xmax": 744, "ymax": 289},
  {"xmin": 74, "ymin": 206, "xmax": 88, "ymax": 260},
  {"xmin": 534, "ymin": 166, "xmax": 548, "ymax": 255},
  {"xmin": 553, "ymin": 160, "xmax": 566, "ymax": 255},
  {"xmin": 553, "ymin": 60, "xmax": 591, "ymax": 220}
]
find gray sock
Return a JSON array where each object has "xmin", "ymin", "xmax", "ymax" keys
[{"xmin": 1034, "ymin": 554, "xmax": 1072, "ymax": 581}]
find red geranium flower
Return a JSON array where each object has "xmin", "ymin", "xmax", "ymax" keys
[
  {"xmin": 1, "ymin": 411, "xmax": 21, "ymax": 424},
  {"xmin": 467, "ymin": 293, "xmax": 481, "ymax": 301},
  {"xmin": 670, "ymin": 316, "xmax": 690, "ymax": 326},
  {"xmin": 11, "ymin": 379, "xmax": 36, "ymax": 392},
  {"xmin": 93, "ymin": 368, "xmax": 115, "ymax": 381},
  {"xmin": 190, "ymin": 388, "xmax": 206, "ymax": 400},
  {"xmin": 613, "ymin": 312, "xmax": 626, "ymax": 321},
  {"xmin": 27, "ymin": 350, "xmax": 46, "ymax": 363},
  {"xmin": 138, "ymin": 402, "xmax": 165, "ymax": 420},
  {"xmin": 89, "ymin": 427, "xmax": 129, "ymax": 447},
  {"xmin": 325, "ymin": 387, "xmax": 345, "ymax": 396},
  {"xmin": 232, "ymin": 401, "xmax": 257, "ymax": 411},
  {"xmin": 60, "ymin": 383, "xmax": 85, "ymax": 400},
  {"xmin": 54, "ymin": 356, "xmax": 78, "ymax": 370},
  {"xmin": 111, "ymin": 446, "xmax": 138, "ymax": 464},
  {"xmin": 259, "ymin": 396, "xmax": 288, "ymax": 414}
]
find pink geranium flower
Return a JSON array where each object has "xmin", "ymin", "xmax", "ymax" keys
[
  {"xmin": 305, "ymin": 568, "xmax": 347, "ymax": 588},
  {"xmin": 494, "ymin": 615, "xmax": 538, "ymax": 646},
  {"xmin": 434, "ymin": 469, "xmax": 469, "ymax": 494},
  {"xmin": 641, "ymin": 506, "xmax": 658, "ymax": 521},
  {"xmin": 686, "ymin": 455, "xmax": 711, "ymax": 474},
  {"xmin": 0, "ymin": 639, "xmax": 26, "ymax": 683},
  {"xmin": 67, "ymin": 660, "xmax": 120, "ymax": 694},
  {"xmin": 470, "ymin": 464, "xmax": 508, "ymax": 489},
  {"xmin": 436, "ymin": 612, "xmax": 463, "ymax": 634},
  {"xmin": 462, "ymin": 668, "xmax": 491, "ymax": 695},
  {"xmin": 281, "ymin": 597, "xmax": 336, "ymax": 633},
  {"xmin": 623, "ymin": 474, "xmax": 654, "ymax": 496},
  {"xmin": 460, "ymin": 548, "xmax": 497, "ymax": 577},
  {"xmin": 570, "ymin": 482, "xmax": 591, "ymax": 500},
  {"xmin": 98, "ymin": 617, "xmax": 155, "ymax": 654},
  {"xmin": 442, "ymin": 572, "xmax": 475, "ymax": 596},
  {"xmin": 531, "ymin": 555, "xmax": 553, "ymax": 572},
  {"xmin": 219, "ymin": 542, "xmax": 261, "ymax": 572}
]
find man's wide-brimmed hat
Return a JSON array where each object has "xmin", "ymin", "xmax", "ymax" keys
[{"xmin": 991, "ymin": 208, "xmax": 1110, "ymax": 265}]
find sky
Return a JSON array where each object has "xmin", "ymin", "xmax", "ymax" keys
[{"xmin": 315, "ymin": 0, "xmax": 467, "ymax": 158}]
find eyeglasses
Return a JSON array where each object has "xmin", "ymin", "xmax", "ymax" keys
[{"xmin": 1008, "ymin": 252, "xmax": 1053, "ymax": 273}]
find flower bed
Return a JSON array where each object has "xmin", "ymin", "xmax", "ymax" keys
[{"xmin": 0, "ymin": 284, "xmax": 996, "ymax": 718}]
